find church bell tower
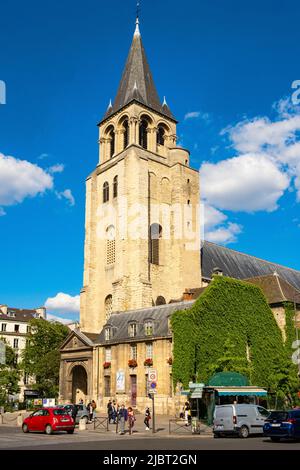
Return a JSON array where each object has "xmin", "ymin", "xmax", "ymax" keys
[{"xmin": 80, "ymin": 18, "xmax": 201, "ymax": 333}]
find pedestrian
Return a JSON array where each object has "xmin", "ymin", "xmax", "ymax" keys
[
  {"xmin": 107, "ymin": 399, "xmax": 113, "ymax": 423},
  {"xmin": 184, "ymin": 401, "xmax": 191, "ymax": 426},
  {"xmin": 127, "ymin": 406, "xmax": 136, "ymax": 435},
  {"xmin": 87, "ymin": 402, "xmax": 93, "ymax": 423},
  {"xmin": 112, "ymin": 400, "xmax": 118, "ymax": 424},
  {"xmin": 91, "ymin": 400, "xmax": 97, "ymax": 421},
  {"xmin": 144, "ymin": 407, "xmax": 151, "ymax": 431},
  {"xmin": 79, "ymin": 398, "xmax": 83, "ymax": 405},
  {"xmin": 118, "ymin": 404, "xmax": 128, "ymax": 435}
]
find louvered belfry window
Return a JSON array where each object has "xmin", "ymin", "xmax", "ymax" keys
[
  {"xmin": 106, "ymin": 226, "xmax": 116, "ymax": 265},
  {"xmin": 150, "ymin": 223, "xmax": 162, "ymax": 265},
  {"xmin": 113, "ymin": 175, "xmax": 118, "ymax": 198},
  {"xmin": 103, "ymin": 181, "xmax": 109, "ymax": 203},
  {"xmin": 139, "ymin": 120, "xmax": 148, "ymax": 149},
  {"xmin": 123, "ymin": 120, "xmax": 129, "ymax": 149}
]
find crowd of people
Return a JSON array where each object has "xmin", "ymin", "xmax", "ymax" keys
[{"xmin": 107, "ymin": 400, "xmax": 152, "ymax": 435}]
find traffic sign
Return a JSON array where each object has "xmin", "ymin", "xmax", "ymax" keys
[
  {"xmin": 150, "ymin": 381, "xmax": 157, "ymax": 389},
  {"xmin": 148, "ymin": 369, "xmax": 157, "ymax": 382}
]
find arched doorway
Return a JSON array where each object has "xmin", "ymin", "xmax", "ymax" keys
[{"xmin": 71, "ymin": 365, "xmax": 88, "ymax": 404}]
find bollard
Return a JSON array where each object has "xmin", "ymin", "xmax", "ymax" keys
[
  {"xmin": 78, "ymin": 418, "xmax": 87, "ymax": 431},
  {"xmin": 17, "ymin": 415, "xmax": 23, "ymax": 427}
]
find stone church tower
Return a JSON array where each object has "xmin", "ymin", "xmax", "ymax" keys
[{"xmin": 80, "ymin": 19, "xmax": 201, "ymax": 333}]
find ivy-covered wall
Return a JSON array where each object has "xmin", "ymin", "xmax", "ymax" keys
[{"xmin": 171, "ymin": 276, "xmax": 297, "ymax": 394}]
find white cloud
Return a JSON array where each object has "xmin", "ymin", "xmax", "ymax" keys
[
  {"xmin": 48, "ymin": 163, "xmax": 65, "ymax": 174},
  {"xmin": 0, "ymin": 153, "xmax": 53, "ymax": 211},
  {"xmin": 184, "ymin": 111, "xmax": 211, "ymax": 121},
  {"xmin": 45, "ymin": 292, "xmax": 80, "ymax": 315},
  {"xmin": 47, "ymin": 313, "xmax": 75, "ymax": 325},
  {"xmin": 205, "ymin": 222, "xmax": 242, "ymax": 244},
  {"xmin": 201, "ymin": 153, "xmax": 290, "ymax": 212},
  {"xmin": 200, "ymin": 95, "xmax": 300, "ymax": 244},
  {"xmin": 56, "ymin": 189, "xmax": 75, "ymax": 206},
  {"xmin": 203, "ymin": 204, "xmax": 227, "ymax": 229},
  {"xmin": 37, "ymin": 153, "xmax": 49, "ymax": 160}
]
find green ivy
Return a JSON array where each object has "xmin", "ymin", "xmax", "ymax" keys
[{"xmin": 171, "ymin": 276, "xmax": 299, "ymax": 403}]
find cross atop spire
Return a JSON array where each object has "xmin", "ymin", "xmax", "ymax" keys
[{"xmin": 102, "ymin": 11, "xmax": 175, "ymax": 122}]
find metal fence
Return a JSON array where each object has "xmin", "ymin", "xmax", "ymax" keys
[{"xmin": 93, "ymin": 416, "xmax": 109, "ymax": 432}]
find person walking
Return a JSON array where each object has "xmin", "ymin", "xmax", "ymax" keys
[
  {"xmin": 91, "ymin": 400, "xmax": 97, "ymax": 422},
  {"xmin": 112, "ymin": 400, "xmax": 118, "ymax": 424},
  {"xmin": 144, "ymin": 407, "xmax": 151, "ymax": 431},
  {"xmin": 118, "ymin": 404, "xmax": 128, "ymax": 435},
  {"xmin": 107, "ymin": 400, "xmax": 113, "ymax": 423},
  {"xmin": 127, "ymin": 407, "xmax": 136, "ymax": 435},
  {"xmin": 87, "ymin": 402, "xmax": 93, "ymax": 423},
  {"xmin": 184, "ymin": 401, "xmax": 191, "ymax": 426}
]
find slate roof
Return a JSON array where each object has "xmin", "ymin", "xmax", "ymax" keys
[
  {"xmin": 102, "ymin": 22, "xmax": 175, "ymax": 122},
  {"xmin": 245, "ymin": 274, "xmax": 300, "ymax": 304},
  {"xmin": 201, "ymin": 241, "xmax": 300, "ymax": 291},
  {"xmin": 0, "ymin": 307, "xmax": 40, "ymax": 323},
  {"xmin": 83, "ymin": 301, "xmax": 193, "ymax": 346}
]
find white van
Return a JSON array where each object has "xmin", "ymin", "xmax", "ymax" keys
[{"xmin": 213, "ymin": 404, "xmax": 270, "ymax": 438}]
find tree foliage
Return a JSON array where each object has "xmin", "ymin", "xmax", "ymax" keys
[
  {"xmin": 171, "ymin": 276, "xmax": 300, "ymax": 406},
  {"xmin": 22, "ymin": 319, "xmax": 69, "ymax": 398},
  {"xmin": 0, "ymin": 342, "xmax": 20, "ymax": 405}
]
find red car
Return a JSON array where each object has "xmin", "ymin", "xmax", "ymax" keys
[{"xmin": 22, "ymin": 407, "xmax": 75, "ymax": 435}]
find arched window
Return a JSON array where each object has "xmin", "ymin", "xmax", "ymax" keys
[
  {"xmin": 106, "ymin": 225, "xmax": 115, "ymax": 265},
  {"xmin": 123, "ymin": 119, "xmax": 129, "ymax": 149},
  {"xmin": 156, "ymin": 296, "xmax": 166, "ymax": 306},
  {"xmin": 103, "ymin": 181, "xmax": 109, "ymax": 203},
  {"xmin": 157, "ymin": 126, "xmax": 165, "ymax": 146},
  {"xmin": 108, "ymin": 127, "xmax": 115, "ymax": 158},
  {"xmin": 139, "ymin": 119, "xmax": 148, "ymax": 149},
  {"xmin": 113, "ymin": 175, "xmax": 118, "ymax": 198},
  {"xmin": 105, "ymin": 295, "xmax": 113, "ymax": 321},
  {"xmin": 149, "ymin": 223, "xmax": 162, "ymax": 265}
]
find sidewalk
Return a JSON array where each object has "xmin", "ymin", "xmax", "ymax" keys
[{"xmin": 88, "ymin": 414, "xmax": 212, "ymax": 438}]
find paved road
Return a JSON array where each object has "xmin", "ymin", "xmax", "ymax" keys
[{"xmin": 1, "ymin": 426, "xmax": 300, "ymax": 450}]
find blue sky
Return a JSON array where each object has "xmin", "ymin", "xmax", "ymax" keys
[{"xmin": 0, "ymin": 0, "xmax": 300, "ymax": 320}]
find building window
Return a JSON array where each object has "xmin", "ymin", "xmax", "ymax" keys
[
  {"xmin": 157, "ymin": 126, "xmax": 165, "ymax": 146},
  {"xmin": 14, "ymin": 324, "xmax": 19, "ymax": 332},
  {"xmin": 105, "ymin": 328, "xmax": 111, "ymax": 341},
  {"xmin": 105, "ymin": 347, "xmax": 111, "ymax": 362},
  {"xmin": 1, "ymin": 323, "xmax": 6, "ymax": 332},
  {"xmin": 128, "ymin": 322, "xmax": 137, "ymax": 338},
  {"xmin": 146, "ymin": 342, "xmax": 153, "ymax": 359},
  {"xmin": 105, "ymin": 295, "xmax": 113, "ymax": 321},
  {"xmin": 103, "ymin": 181, "xmax": 109, "ymax": 203},
  {"xmin": 123, "ymin": 119, "xmax": 129, "ymax": 149},
  {"xmin": 139, "ymin": 119, "xmax": 148, "ymax": 149},
  {"xmin": 109, "ymin": 127, "xmax": 115, "ymax": 158},
  {"xmin": 130, "ymin": 344, "xmax": 137, "ymax": 360},
  {"xmin": 150, "ymin": 223, "xmax": 162, "ymax": 265},
  {"xmin": 104, "ymin": 376, "xmax": 111, "ymax": 397},
  {"xmin": 106, "ymin": 226, "xmax": 116, "ymax": 265},
  {"xmin": 13, "ymin": 338, "xmax": 19, "ymax": 349},
  {"xmin": 24, "ymin": 373, "xmax": 29, "ymax": 385},
  {"xmin": 113, "ymin": 175, "xmax": 118, "ymax": 198},
  {"xmin": 26, "ymin": 325, "xmax": 31, "ymax": 334},
  {"xmin": 144, "ymin": 321, "xmax": 153, "ymax": 336}
]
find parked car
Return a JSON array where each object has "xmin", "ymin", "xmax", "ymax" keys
[
  {"xmin": 60, "ymin": 404, "xmax": 89, "ymax": 424},
  {"xmin": 22, "ymin": 407, "xmax": 75, "ymax": 434},
  {"xmin": 213, "ymin": 404, "xmax": 270, "ymax": 438},
  {"xmin": 263, "ymin": 409, "xmax": 300, "ymax": 442}
]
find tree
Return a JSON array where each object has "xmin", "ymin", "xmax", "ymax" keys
[
  {"xmin": 0, "ymin": 342, "xmax": 20, "ymax": 406},
  {"xmin": 22, "ymin": 319, "xmax": 69, "ymax": 398},
  {"xmin": 207, "ymin": 337, "xmax": 252, "ymax": 380},
  {"xmin": 268, "ymin": 353, "xmax": 300, "ymax": 408}
]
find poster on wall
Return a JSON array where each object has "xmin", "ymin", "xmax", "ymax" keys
[{"xmin": 116, "ymin": 370, "xmax": 125, "ymax": 391}]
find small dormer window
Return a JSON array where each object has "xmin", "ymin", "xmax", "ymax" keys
[
  {"xmin": 128, "ymin": 322, "xmax": 137, "ymax": 338},
  {"xmin": 105, "ymin": 327, "xmax": 111, "ymax": 341},
  {"xmin": 144, "ymin": 321, "xmax": 153, "ymax": 336}
]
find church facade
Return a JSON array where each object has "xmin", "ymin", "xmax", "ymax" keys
[{"xmin": 59, "ymin": 20, "xmax": 300, "ymax": 414}]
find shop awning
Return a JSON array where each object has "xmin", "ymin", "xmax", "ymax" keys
[{"xmin": 214, "ymin": 387, "xmax": 267, "ymax": 396}]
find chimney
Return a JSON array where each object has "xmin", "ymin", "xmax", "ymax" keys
[
  {"xmin": 0, "ymin": 305, "xmax": 8, "ymax": 315},
  {"xmin": 36, "ymin": 307, "xmax": 46, "ymax": 319},
  {"xmin": 183, "ymin": 290, "xmax": 194, "ymax": 301}
]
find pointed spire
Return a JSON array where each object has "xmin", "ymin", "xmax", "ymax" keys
[
  {"xmin": 107, "ymin": 99, "xmax": 112, "ymax": 110},
  {"xmin": 102, "ymin": 9, "xmax": 175, "ymax": 122},
  {"xmin": 134, "ymin": 17, "xmax": 140, "ymax": 37},
  {"xmin": 162, "ymin": 96, "xmax": 167, "ymax": 106}
]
